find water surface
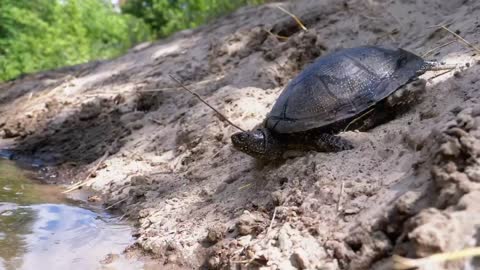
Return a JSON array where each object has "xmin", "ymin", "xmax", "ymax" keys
[{"xmin": 0, "ymin": 160, "xmax": 141, "ymax": 270}]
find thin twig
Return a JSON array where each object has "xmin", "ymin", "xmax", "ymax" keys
[
  {"xmin": 231, "ymin": 257, "xmax": 263, "ymax": 266},
  {"xmin": 265, "ymin": 29, "xmax": 289, "ymax": 41},
  {"xmin": 336, "ymin": 180, "xmax": 345, "ymax": 215},
  {"xmin": 231, "ymin": 259, "xmax": 253, "ymax": 264},
  {"xmin": 169, "ymin": 75, "xmax": 245, "ymax": 132},
  {"xmin": 426, "ymin": 22, "xmax": 453, "ymax": 29},
  {"xmin": 231, "ymin": 207, "xmax": 279, "ymax": 266},
  {"xmin": 359, "ymin": 13, "xmax": 383, "ymax": 21},
  {"xmin": 63, "ymin": 138, "xmax": 117, "ymax": 193},
  {"xmin": 267, "ymin": 207, "xmax": 278, "ymax": 234},
  {"xmin": 212, "ymin": 150, "xmax": 222, "ymax": 159},
  {"xmin": 440, "ymin": 25, "xmax": 480, "ymax": 54},
  {"xmin": 139, "ymin": 76, "xmax": 225, "ymax": 93},
  {"xmin": 422, "ymin": 40, "xmax": 456, "ymax": 58},
  {"xmin": 119, "ymin": 213, "xmax": 128, "ymax": 221},
  {"xmin": 393, "ymin": 247, "xmax": 480, "ymax": 270},
  {"xmin": 238, "ymin": 183, "xmax": 252, "ymax": 191},
  {"xmin": 387, "ymin": 12, "xmax": 402, "ymax": 29},
  {"xmin": 427, "ymin": 64, "xmax": 457, "ymax": 71},
  {"xmin": 343, "ymin": 108, "xmax": 375, "ymax": 132},
  {"xmin": 428, "ymin": 68, "xmax": 456, "ymax": 81},
  {"xmin": 231, "ymin": 208, "xmax": 278, "ymax": 264},
  {"xmin": 275, "ymin": 6, "xmax": 308, "ymax": 31},
  {"xmin": 150, "ymin": 170, "xmax": 174, "ymax": 175},
  {"xmin": 149, "ymin": 117, "xmax": 163, "ymax": 125},
  {"xmin": 63, "ymin": 150, "xmax": 110, "ymax": 193},
  {"xmin": 105, "ymin": 197, "xmax": 129, "ymax": 210}
]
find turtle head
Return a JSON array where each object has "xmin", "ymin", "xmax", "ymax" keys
[{"xmin": 231, "ymin": 129, "xmax": 283, "ymax": 160}]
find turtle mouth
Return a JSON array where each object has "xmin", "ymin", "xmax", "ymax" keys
[{"xmin": 232, "ymin": 132, "xmax": 248, "ymax": 144}]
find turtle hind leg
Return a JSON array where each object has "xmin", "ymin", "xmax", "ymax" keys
[
  {"xmin": 310, "ymin": 133, "xmax": 354, "ymax": 152},
  {"xmin": 347, "ymin": 79, "xmax": 427, "ymax": 132},
  {"xmin": 341, "ymin": 102, "xmax": 394, "ymax": 132},
  {"xmin": 385, "ymin": 78, "xmax": 426, "ymax": 109}
]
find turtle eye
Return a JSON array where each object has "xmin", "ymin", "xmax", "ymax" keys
[{"xmin": 236, "ymin": 133, "xmax": 248, "ymax": 142}]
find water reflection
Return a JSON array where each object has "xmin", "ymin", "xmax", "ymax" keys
[
  {"xmin": 0, "ymin": 206, "xmax": 33, "ymax": 270},
  {"xmin": 0, "ymin": 160, "xmax": 141, "ymax": 270}
]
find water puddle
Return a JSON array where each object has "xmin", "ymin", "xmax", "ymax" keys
[{"xmin": 0, "ymin": 159, "xmax": 142, "ymax": 270}]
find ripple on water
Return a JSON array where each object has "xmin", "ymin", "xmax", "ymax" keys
[{"xmin": 0, "ymin": 159, "xmax": 142, "ymax": 270}]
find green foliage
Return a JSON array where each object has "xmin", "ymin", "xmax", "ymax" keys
[
  {"xmin": 0, "ymin": 0, "xmax": 152, "ymax": 82},
  {"xmin": 121, "ymin": 0, "xmax": 263, "ymax": 38}
]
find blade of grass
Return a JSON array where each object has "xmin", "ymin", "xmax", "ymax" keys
[
  {"xmin": 275, "ymin": 6, "xmax": 308, "ymax": 31},
  {"xmin": 393, "ymin": 247, "xmax": 480, "ymax": 270}
]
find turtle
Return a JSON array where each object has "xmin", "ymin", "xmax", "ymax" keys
[{"xmin": 231, "ymin": 45, "xmax": 438, "ymax": 160}]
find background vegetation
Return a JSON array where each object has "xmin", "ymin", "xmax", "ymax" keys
[
  {"xmin": 0, "ymin": 0, "xmax": 261, "ymax": 82},
  {"xmin": 0, "ymin": 0, "xmax": 150, "ymax": 81},
  {"xmin": 121, "ymin": 0, "xmax": 263, "ymax": 38}
]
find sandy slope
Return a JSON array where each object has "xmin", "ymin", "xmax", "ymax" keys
[{"xmin": 1, "ymin": 0, "xmax": 480, "ymax": 269}]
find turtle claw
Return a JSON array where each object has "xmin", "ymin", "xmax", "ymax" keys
[
  {"xmin": 313, "ymin": 133, "xmax": 354, "ymax": 152},
  {"xmin": 339, "ymin": 139, "xmax": 354, "ymax": 151}
]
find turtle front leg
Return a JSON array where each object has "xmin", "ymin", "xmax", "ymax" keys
[
  {"xmin": 311, "ymin": 133, "xmax": 354, "ymax": 152},
  {"xmin": 385, "ymin": 78, "xmax": 426, "ymax": 108}
]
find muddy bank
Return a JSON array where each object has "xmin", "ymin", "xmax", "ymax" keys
[{"xmin": 1, "ymin": 0, "xmax": 480, "ymax": 269}]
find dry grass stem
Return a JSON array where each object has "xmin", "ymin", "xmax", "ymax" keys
[
  {"xmin": 265, "ymin": 29, "xmax": 289, "ymax": 41},
  {"xmin": 393, "ymin": 247, "xmax": 480, "ymax": 270},
  {"xmin": 422, "ymin": 40, "xmax": 456, "ymax": 58},
  {"xmin": 343, "ymin": 108, "xmax": 375, "ymax": 132},
  {"xmin": 336, "ymin": 180, "xmax": 345, "ymax": 214},
  {"xmin": 169, "ymin": 74, "xmax": 245, "ymax": 132},
  {"xmin": 63, "ymin": 149, "xmax": 110, "ymax": 193},
  {"xmin": 149, "ymin": 117, "xmax": 163, "ymax": 125},
  {"xmin": 238, "ymin": 183, "xmax": 252, "ymax": 190},
  {"xmin": 428, "ymin": 68, "xmax": 455, "ymax": 81},
  {"xmin": 267, "ymin": 207, "xmax": 278, "ymax": 234},
  {"xmin": 105, "ymin": 197, "xmax": 129, "ymax": 210},
  {"xmin": 275, "ymin": 6, "xmax": 308, "ymax": 31},
  {"xmin": 439, "ymin": 25, "xmax": 480, "ymax": 54}
]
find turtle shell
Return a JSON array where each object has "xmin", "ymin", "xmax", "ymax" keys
[{"xmin": 265, "ymin": 46, "xmax": 426, "ymax": 134}]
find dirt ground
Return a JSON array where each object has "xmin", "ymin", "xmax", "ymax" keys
[{"xmin": 1, "ymin": 0, "xmax": 480, "ymax": 269}]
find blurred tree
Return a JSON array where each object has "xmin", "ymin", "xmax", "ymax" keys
[
  {"xmin": 0, "ymin": 0, "xmax": 152, "ymax": 82},
  {"xmin": 121, "ymin": 0, "xmax": 263, "ymax": 37}
]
